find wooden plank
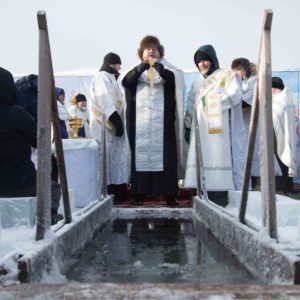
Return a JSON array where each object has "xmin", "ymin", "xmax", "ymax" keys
[
  {"xmin": 36, "ymin": 11, "xmax": 52, "ymax": 240},
  {"xmin": 51, "ymin": 89, "xmax": 72, "ymax": 223},
  {"xmin": 36, "ymin": 11, "xmax": 72, "ymax": 241},
  {"xmin": 259, "ymin": 27, "xmax": 277, "ymax": 239},
  {"xmin": 39, "ymin": 11, "xmax": 72, "ymax": 223},
  {"xmin": 193, "ymin": 109, "xmax": 208, "ymax": 199},
  {"xmin": 37, "ymin": 11, "xmax": 47, "ymax": 30},
  {"xmin": 239, "ymin": 82, "xmax": 259, "ymax": 222},
  {"xmin": 102, "ymin": 124, "xmax": 107, "ymax": 198},
  {"xmin": 239, "ymin": 9, "xmax": 273, "ymax": 224}
]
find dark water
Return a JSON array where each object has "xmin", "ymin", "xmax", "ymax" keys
[{"xmin": 66, "ymin": 218, "xmax": 259, "ymax": 284}]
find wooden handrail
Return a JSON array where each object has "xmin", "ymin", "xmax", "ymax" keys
[
  {"xmin": 239, "ymin": 9, "xmax": 277, "ymax": 239},
  {"xmin": 36, "ymin": 11, "xmax": 72, "ymax": 241}
]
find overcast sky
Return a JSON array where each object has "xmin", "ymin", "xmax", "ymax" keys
[{"xmin": 1, "ymin": 0, "xmax": 299, "ymax": 75}]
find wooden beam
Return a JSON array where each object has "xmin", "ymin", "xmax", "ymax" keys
[
  {"xmin": 36, "ymin": 11, "xmax": 52, "ymax": 240},
  {"xmin": 263, "ymin": 9, "xmax": 273, "ymax": 30},
  {"xmin": 239, "ymin": 9, "xmax": 273, "ymax": 224},
  {"xmin": 259, "ymin": 23, "xmax": 277, "ymax": 239},
  {"xmin": 193, "ymin": 109, "xmax": 208, "ymax": 199},
  {"xmin": 36, "ymin": 11, "xmax": 72, "ymax": 241},
  {"xmin": 102, "ymin": 125, "xmax": 107, "ymax": 198},
  {"xmin": 37, "ymin": 11, "xmax": 47, "ymax": 30}
]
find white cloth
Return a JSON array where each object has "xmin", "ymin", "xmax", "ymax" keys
[
  {"xmin": 184, "ymin": 74, "xmax": 204, "ymax": 130},
  {"xmin": 68, "ymin": 105, "xmax": 90, "ymax": 137},
  {"xmin": 185, "ymin": 69, "xmax": 245, "ymax": 190},
  {"xmin": 241, "ymin": 75, "xmax": 256, "ymax": 106},
  {"xmin": 89, "ymin": 71, "xmax": 131, "ymax": 185},
  {"xmin": 160, "ymin": 58, "xmax": 187, "ymax": 179},
  {"xmin": 53, "ymin": 139, "xmax": 100, "ymax": 207},
  {"xmin": 240, "ymin": 75, "xmax": 260, "ymax": 176},
  {"xmin": 135, "ymin": 71, "xmax": 165, "ymax": 171},
  {"xmin": 272, "ymin": 87, "xmax": 297, "ymax": 176},
  {"xmin": 240, "ymin": 76, "xmax": 281, "ymax": 177},
  {"xmin": 57, "ymin": 100, "xmax": 71, "ymax": 134}
]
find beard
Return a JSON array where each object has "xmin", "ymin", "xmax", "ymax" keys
[
  {"xmin": 78, "ymin": 106, "xmax": 87, "ymax": 112},
  {"xmin": 200, "ymin": 67, "xmax": 210, "ymax": 75}
]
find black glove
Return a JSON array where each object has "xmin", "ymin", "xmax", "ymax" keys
[
  {"xmin": 154, "ymin": 62, "xmax": 165, "ymax": 76},
  {"xmin": 136, "ymin": 62, "xmax": 150, "ymax": 74},
  {"xmin": 184, "ymin": 128, "xmax": 191, "ymax": 144},
  {"xmin": 108, "ymin": 111, "xmax": 124, "ymax": 137}
]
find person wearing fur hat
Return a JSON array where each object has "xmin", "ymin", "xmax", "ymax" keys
[
  {"xmin": 185, "ymin": 45, "xmax": 245, "ymax": 199},
  {"xmin": 89, "ymin": 52, "xmax": 130, "ymax": 204},
  {"xmin": 272, "ymin": 77, "xmax": 297, "ymax": 194},
  {"xmin": 68, "ymin": 93, "xmax": 90, "ymax": 137},
  {"xmin": 122, "ymin": 35, "xmax": 186, "ymax": 206}
]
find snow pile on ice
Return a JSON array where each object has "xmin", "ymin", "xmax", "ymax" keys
[{"xmin": 226, "ymin": 191, "xmax": 300, "ymax": 244}]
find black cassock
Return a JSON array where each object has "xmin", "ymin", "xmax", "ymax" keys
[{"xmin": 122, "ymin": 66, "xmax": 178, "ymax": 196}]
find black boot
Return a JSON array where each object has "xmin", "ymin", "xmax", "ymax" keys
[
  {"xmin": 287, "ymin": 177, "xmax": 295, "ymax": 196},
  {"xmin": 165, "ymin": 195, "xmax": 179, "ymax": 206},
  {"xmin": 51, "ymin": 213, "xmax": 64, "ymax": 225},
  {"xmin": 108, "ymin": 184, "xmax": 124, "ymax": 205},
  {"xmin": 132, "ymin": 194, "xmax": 145, "ymax": 206}
]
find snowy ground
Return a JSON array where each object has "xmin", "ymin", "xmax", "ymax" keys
[
  {"xmin": 226, "ymin": 191, "xmax": 300, "ymax": 246},
  {"xmin": 0, "ymin": 198, "xmax": 111, "ymax": 284},
  {"xmin": 1, "ymin": 191, "xmax": 300, "ymax": 285}
]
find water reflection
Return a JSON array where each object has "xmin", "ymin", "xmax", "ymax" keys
[{"xmin": 66, "ymin": 218, "xmax": 259, "ymax": 284}]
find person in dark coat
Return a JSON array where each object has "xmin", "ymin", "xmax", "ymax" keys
[
  {"xmin": 0, "ymin": 67, "xmax": 37, "ymax": 197},
  {"xmin": 0, "ymin": 67, "xmax": 62, "ymax": 225},
  {"xmin": 15, "ymin": 74, "xmax": 38, "ymax": 121},
  {"xmin": 122, "ymin": 35, "xmax": 178, "ymax": 205}
]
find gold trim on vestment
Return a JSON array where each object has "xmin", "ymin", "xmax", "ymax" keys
[
  {"xmin": 205, "ymin": 92, "xmax": 223, "ymax": 134},
  {"xmin": 199, "ymin": 69, "xmax": 236, "ymax": 134},
  {"xmin": 91, "ymin": 104, "xmax": 114, "ymax": 139}
]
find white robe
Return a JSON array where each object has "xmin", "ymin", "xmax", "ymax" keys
[
  {"xmin": 185, "ymin": 69, "xmax": 245, "ymax": 191},
  {"xmin": 68, "ymin": 105, "xmax": 90, "ymax": 138},
  {"xmin": 272, "ymin": 87, "xmax": 297, "ymax": 176},
  {"xmin": 57, "ymin": 100, "xmax": 71, "ymax": 136},
  {"xmin": 240, "ymin": 76, "xmax": 281, "ymax": 177},
  {"xmin": 184, "ymin": 74, "xmax": 204, "ymax": 130},
  {"xmin": 240, "ymin": 75, "xmax": 261, "ymax": 176},
  {"xmin": 89, "ymin": 71, "xmax": 131, "ymax": 185}
]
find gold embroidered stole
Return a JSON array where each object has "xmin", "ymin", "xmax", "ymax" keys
[{"xmin": 199, "ymin": 69, "xmax": 235, "ymax": 134}]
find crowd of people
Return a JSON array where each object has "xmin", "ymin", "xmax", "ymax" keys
[{"xmin": 0, "ymin": 35, "xmax": 297, "ymax": 213}]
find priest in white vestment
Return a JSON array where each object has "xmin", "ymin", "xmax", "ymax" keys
[
  {"xmin": 231, "ymin": 58, "xmax": 260, "ymax": 187},
  {"xmin": 272, "ymin": 76, "xmax": 297, "ymax": 194},
  {"xmin": 89, "ymin": 53, "xmax": 131, "ymax": 203},
  {"xmin": 122, "ymin": 35, "xmax": 185, "ymax": 206},
  {"xmin": 185, "ymin": 45, "xmax": 245, "ymax": 194},
  {"xmin": 68, "ymin": 93, "xmax": 90, "ymax": 138}
]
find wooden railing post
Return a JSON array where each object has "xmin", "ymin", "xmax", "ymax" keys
[
  {"xmin": 36, "ymin": 11, "xmax": 52, "ymax": 240},
  {"xmin": 193, "ymin": 109, "xmax": 208, "ymax": 199},
  {"xmin": 239, "ymin": 10, "xmax": 277, "ymax": 241},
  {"xmin": 102, "ymin": 122, "xmax": 107, "ymax": 199},
  {"xmin": 259, "ymin": 12, "xmax": 277, "ymax": 239},
  {"xmin": 36, "ymin": 11, "xmax": 72, "ymax": 241}
]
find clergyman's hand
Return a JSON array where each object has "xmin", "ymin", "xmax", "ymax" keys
[
  {"xmin": 154, "ymin": 62, "xmax": 165, "ymax": 76},
  {"xmin": 108, "ymin": 111, "xmax": 124, "ymax": 137},
  {"xmin": 136, "ymin": 62, "xmax": 150, "ymax": 74}
]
